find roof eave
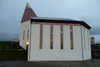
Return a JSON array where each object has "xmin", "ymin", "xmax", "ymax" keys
[{"xmin": 31, "ymin": 18, "xmax": 91, "ymax": 29}]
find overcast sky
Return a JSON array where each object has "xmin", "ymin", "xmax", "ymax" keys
[{"xmin": 0, "ymin": 0, "xmax": 100, "ymax": 42}]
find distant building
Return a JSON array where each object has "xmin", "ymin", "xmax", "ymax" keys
[
  {"xmin": 91, "ymin": 36, "xmax": 95, "ymax": 45},
  {"xmin": 13, "ymin": 39, "xmax": 19, "ymax": 42},
  {"xmin": 20, "ymin": 3, "xmax": 91, "ymax": 61}
]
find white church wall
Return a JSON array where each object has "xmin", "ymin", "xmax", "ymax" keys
[
  {"xmin": 29, "ymin": 24, "xmax": 41, "ymax": 60},
  {"xmin": 28, "ymin": 24, "xmax": 85, "ymax": 61},
  {"xmin": 82, "ymin": 26, "xmax": 91, "ymax": 60},
  {"xmin": 87, "ymin": 29, "xmax": 91, "ymax": 59},
  {"xmin": 88, "ymin": 30, "xmax": 91, "ymax": 59},
  {"xmin": 72, "ymin": 26, "xmax": 83, "ymax": 60},
  {"xmin": 63, "ymin": 25, "xmax": 70, "ymax": 50},
  {"xmin": 43, "ymin": 25, "xmax": 50, "ymax": 50},
  {"xmin": 81, "ymin": 26, "xmax": 85, "ymax": 59},
  {"xmin": 53, "ymin": 25, "xmax": 60, "ymax": 50},
  {"xmin": 20, "ymin": 20, "xmax": 30, "ymax": 49}
]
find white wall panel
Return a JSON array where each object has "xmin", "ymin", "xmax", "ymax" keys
[
  {"xmin": 88, "ymin": 30, "xmax": 91, "ymax": 59},
  {"xmin": 20, "ymin": 20, "xmax": 30, "ymax": 49},
  {"xmin": 30, "ymin": 24, "xmax": 40, "ymax": 60},
  {"xmin": 53, "ymin": 25, "xmax": 60, "ymax": 50},
  {"xmin": 85, "ymin": 28, "xmax": 88, "ymax": 49},
  {"xmin": 83, "ymin": 27, "xmax": 91, "ymax": 60},
  {"xmin": 63, "ymin": 25, "xmax": 70, "ymax": 50},
  {"xmin": 82, "ymin": 26, "xmax": 85, "ymax": 49},
  {"xmin": 81, "ymin": 26, "xmax": 85, "ymax": 60},
  {"xmin": 43, "ymin": 25, "xmax": 50, "ymax": 50},
  {"xmin": 31, "ymin": 24, "xmax": 40, "ymax": 50},
  {"xmin": 73, "ymin": 26, "xmax": 82, "ymax": 59}
]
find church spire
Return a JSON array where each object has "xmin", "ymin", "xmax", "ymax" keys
[
  {"xmin": 26, "ymin": 3, "xmax": 31, "ymax": 9},
  {"xmin": 21, "ymin": 3, "xmax": 37, "ymax": 23}
]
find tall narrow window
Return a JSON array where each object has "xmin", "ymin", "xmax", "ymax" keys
[
  {"xmin": 50, "ymin": 25, "xmax": 53, "ymax": 49},
  {"xmin": 27, "ymin": 30, "xmax": 29, "ymax": 39},
  {"xmin": 23, "ymin": 31, "xmax": 25, "ymax": 40},
  {"xmin": 70, "ymin": 25, "xmax": 73, "ymax": 49},
  {"xmin": 61, "ymin": 25, "xmax": 63, "ymax": 49},
  {"xmin": 40, "ymin": 24, "xmax": 43, "ymax": 49}
]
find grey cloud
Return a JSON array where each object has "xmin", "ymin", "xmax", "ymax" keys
[
  {"xmin": 0, "ymin": 32, "xmax": 19, "ymax": 41},
  {"xmin": 77, "ymin": 15, "xmax": 100, "ymax": 36},
  {"xmin": 0, "ymin": 0, "xmax": 100, "ymax": 42},
  {"xmin": 0, "ymin": 0, "xmax": 27, "ymax": 41},
  {"xmin": 91, "ymin": 28, "xmax": 100, "ymax": 35}
]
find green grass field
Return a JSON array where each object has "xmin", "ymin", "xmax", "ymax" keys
[
  {"xmin": 0, "ymin": 50, "xmax": 27, "ymax": 60},
  {"xmin": 0, "ymin": 41, "xmax": 27, "ymax": 60},
  {"xmin": 0, "ymin": 41, "xmax": 14, "ymax": 49}
]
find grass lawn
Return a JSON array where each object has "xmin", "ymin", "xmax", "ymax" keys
[
  {"xmin": 0, "ymin": 50, "xmax": 27, "ymax": 60},
  {"xmin": 0, "ymin": 41, "xmax": 27, "ymax": 60},
  {"xmin": 0, "ymin": 41, "xmax": 14, "ymax": 49}
]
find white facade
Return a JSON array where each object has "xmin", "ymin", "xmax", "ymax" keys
[
  {"xmin": 20, "ymin": 3, "xmax": 91, "ymax": 61},
  {"xmin": 20, "ymin": 20, "xmax": 30, "ymax": 49},
  {"xmin": 20, "ymin": 22, "xmax": 91, "ymax": 61}
]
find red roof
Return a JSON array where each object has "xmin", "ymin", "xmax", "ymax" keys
[
  {"xmin": 31, "ymin": 17, "xmax": 77, "ymax": 21},
  {"xmin": 21, "ymin": 3, "xmax": 37, "ymax": 23},
  {"xmin": 31, "ymin": 17, "xmax": 91, "ymax": 29},
  {"xmin": 21, "ymin": 3, "xmax": 91, "ymax": 29}
]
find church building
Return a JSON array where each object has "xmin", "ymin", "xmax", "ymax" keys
[{"xmin": 20, "ymin": 3, "xmax": 91, "ymax": 61}]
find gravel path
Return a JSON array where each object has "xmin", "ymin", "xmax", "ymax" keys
[{"xmin": 0, "ymin": 59, "xmax": 100, "ymax": 67}]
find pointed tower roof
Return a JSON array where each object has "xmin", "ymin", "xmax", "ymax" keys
[{"xmin": 21, "ymin": 3, "xmax": 37, "ymax": 23}]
